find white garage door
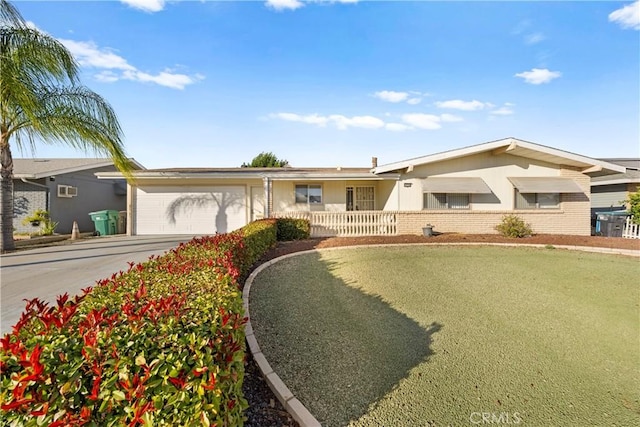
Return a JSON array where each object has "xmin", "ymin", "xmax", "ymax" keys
[{"xmin": 135, "ymin": 186, "xmax": 247, "ymax": 235}]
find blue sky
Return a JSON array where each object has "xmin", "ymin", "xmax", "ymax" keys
[{"xmin": 13, "ymin": 0, "xmax": 640, "ymax": 168}]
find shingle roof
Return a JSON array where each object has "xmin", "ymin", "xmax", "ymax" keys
[
  {"xmin": 591, "ymin": 169, "xmax": 640, "ymax": 186},
  {"xmin": 13, "ymin": 158, "xmax": 144, "ymax": 179}
]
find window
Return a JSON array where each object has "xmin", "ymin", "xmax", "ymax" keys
[
  {"xmin": 57, "ymin": 185, "xmax": 78, "ymax": 198},
  {"xmin": 515, "ymin": 190, "xmax": 559, "ymax": 209},
  {"xmin": 295, "ymin": 184, "xmax": 322, "ymax": 204},
  {"xmin": 423, "ymin": 193, "xmax": 469, "ymax": 210}
]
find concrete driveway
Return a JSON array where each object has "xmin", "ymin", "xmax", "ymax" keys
[{"xmin": 0, "ymin": 235, "xmax": 193, "ymax": 334}]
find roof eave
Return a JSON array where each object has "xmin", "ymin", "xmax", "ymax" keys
[{"xmin": 373, "ymin": 137, "xmax": 627, "ymax": 175}]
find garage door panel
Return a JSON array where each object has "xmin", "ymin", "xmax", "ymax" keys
[{"xmin": 136, "ymin": 186, "xmax": 246, "ymax": 235}]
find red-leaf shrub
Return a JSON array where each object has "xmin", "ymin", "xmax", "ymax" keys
[{"xmin": 0, "ymin": 220, "xmax": 280, "ymax": 426}]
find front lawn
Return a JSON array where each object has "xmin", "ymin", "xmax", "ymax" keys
[{"xmin": 249, "ymin": 246, "xmax": 640, "ymax": 426}]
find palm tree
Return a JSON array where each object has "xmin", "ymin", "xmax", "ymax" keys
[{"xmin": 0, "ymin": 0, "xmax": 132, "ymax": 252}]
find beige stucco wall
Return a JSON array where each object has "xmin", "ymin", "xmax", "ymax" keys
[
  {"xmin": 272, "ymin": 180, "xmax": 384, "ymax": 212},
  {"xmin": 395, "ymin": 166, "xmax": 592, "ymax": 236},
  {"xmin": 396, "ymin": 152, "xmax": 564, "ymax": 211},
  {"xmin": 379, "ymin": 180, "xmax": 399, "ymax": 210}
]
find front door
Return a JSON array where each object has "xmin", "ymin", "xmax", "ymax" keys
[
  {"xmin": 250, "ymin": 186, "xmax": 265, "ymax": 221},
  {"xmin": 346, "ymin": 186, "xmax": 375, "ymax": 211}
]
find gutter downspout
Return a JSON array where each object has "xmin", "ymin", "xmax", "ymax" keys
[{"xmin": 263, "ymin": 176, "xmax": 271, "ymax": 218}]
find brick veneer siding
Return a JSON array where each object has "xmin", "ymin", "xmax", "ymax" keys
[
  {"xmin": 13, "ymin": 179, "xmax": 48, "ymax": 234},
  {"xmin": 397, "ymin": 167, "xmax": 592, "ymax": 236}
]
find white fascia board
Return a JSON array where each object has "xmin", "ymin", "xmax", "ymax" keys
[
  {"xmin": 373, "ymin": 137, "xmax": 627, "ymax": 175},
  {"xmin": 97, "ymin": 171, "xmax": 402, "ymax": 181},
  {"xmin": 513, "ymin": 140, "xmax": 626, "ymax": 173},
  {"xmin": 373, "ymin": 138, "xmax": 515, "ymax": 174},
  {"xmin": 95, "ymin": 171, "xmax": 266, "ymax": 180},
  {"xmin": 591, "ymin": 177, "xmax": 640, "ymax": 187}
]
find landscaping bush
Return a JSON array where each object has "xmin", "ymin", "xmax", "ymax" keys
[
  {"xmin": 624, "ymin": 189, "xmax": 640, "ymax": 224},
  {"xmin": 494, "ymin": 214, "xmax": 533, "ymax": 238},
  {"xmin": 0, "ymin": 225, "xmax": 282, "ymax": 426},
  {"xmin": 276, "ymin": 217, "xmax": 310, "ymax": 241},
  {"xmin": 237, "ymin": 219, "xmax": 278, "ymax": 273}
]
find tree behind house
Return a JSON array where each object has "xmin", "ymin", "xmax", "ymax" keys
[{"xmin": 241, "ymin": 152, "xmax": 288, "ymax": 168}]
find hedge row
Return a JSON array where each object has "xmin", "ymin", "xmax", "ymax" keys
[{"xmin": 0, "ymin": 218, "xmax": 305, "ymax": 426}]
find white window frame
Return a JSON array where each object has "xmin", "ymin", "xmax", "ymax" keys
[
  {"xmin": 295, "ymin": 184, "xmax": 322, "ymax": 205},
  {"xmin": 423, "ymin": 192, "xmax": 470, "ymax": 210},
  {"xmin": 57, "ymin": 184, "xmax": 78, "ymax": 198}
]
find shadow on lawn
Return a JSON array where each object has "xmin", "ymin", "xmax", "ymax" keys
[{"xmin": 250, "ymin": 252, "xmax": 441, "ymax": 426}]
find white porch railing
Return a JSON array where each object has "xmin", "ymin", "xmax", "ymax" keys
[
  {"xmin": 272, "ymin": 211, "xmax": 398, "ymax": 237},
  {"xmin": 622, "ymin": 216, "xmax": 640, "ymax": 239}
]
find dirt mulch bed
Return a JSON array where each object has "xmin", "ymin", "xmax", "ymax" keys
[
  {"xmin": 263, "ymin": 233, "xmax": 639, "ymax": 262},
  {"xmin": 242, "ymin": 233, "xmax": 638, "ymax": 426}
]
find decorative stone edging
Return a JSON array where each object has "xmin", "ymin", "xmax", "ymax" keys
[
  {"xmin": 242, "ymin": 242, "xmax": 639, "ymax": 425},
  {"xmin": 243, "ymin": 250, "xmax": 322, "ymax": 427}
]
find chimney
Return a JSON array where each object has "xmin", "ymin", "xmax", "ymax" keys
[{"xmin": 371, "ymin": 156, "xmax": 378, "ymax": 168}]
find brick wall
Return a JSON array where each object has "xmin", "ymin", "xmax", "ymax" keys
[
  {"xmin": 12, "ymin": 179, "xmax": 49, "ymax": 234},
  {"xmin": 397, "ymin": 210, "xmax": 587, "ymax": 236}
]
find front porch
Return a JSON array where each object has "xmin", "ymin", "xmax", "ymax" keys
[{"xmin": 272, "ymin": 210, "xmax": 398, "ymax": 237}]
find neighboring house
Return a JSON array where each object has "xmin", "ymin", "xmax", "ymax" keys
[
  {"xmin": 13, "ymin": 158, "xmax": 144, "ymax": 234},
  {"xmin": 591, "ymin": 158, "xmax": 640, "ymax": 214},
  {"xmin": 96, "ymin": 138, "xmax": 625, "ymax": 237}
]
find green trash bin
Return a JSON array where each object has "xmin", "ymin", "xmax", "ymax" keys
[{"xmin": 89, "ymin": 210, "xmax": 119, "ymax": 236}]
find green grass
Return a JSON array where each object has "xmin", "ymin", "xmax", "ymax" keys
[{"xmin": 249, "ymin": 246, "xmax": 640, "ymax": 426}]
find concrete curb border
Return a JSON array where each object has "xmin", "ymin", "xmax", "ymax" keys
[
  {"xmin": 243, "ymin": 250, "xmax": 322, "ymax": 427},
  {"xmin": 243, "ymin": 242, "xmax": 639, "ymax": 425}
]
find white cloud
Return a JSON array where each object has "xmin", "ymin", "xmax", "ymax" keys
[
  {"xmin": 525, "ymin": 32, "xmax": 545, "ymax": 45},
  {"xmin": 272, "ymin": 113, "xmax": 329, "ymax": 126},
  {"xmin": 401, "ymin": 114, "xmax": 442, "ymax": 130},
  {"xmin": 440, "ymin": 113, "xmax": 463, "ymax": 122},
  {"xmin": 374, "ymin": 90, "xmax": 428, "ymax": 104},
  {"xmin": 94, "ymin": 71, "xmax": 120, "ymax": 83},
  {"xmin": 120, "ymin": 0, "xmax": 165, "ymax": 13},
  {"xmin": 271, "ymin": 109, "xmax": 461, "ymax": 131},
  {"xmin": 270, "ymin": 113, "xmax": 383, "ymax": 130},
  {"xmin": 490, "ymin": 107, "xmax": 514, "ymax": 116},
  {"xmin": 385, "ymin": 123, "xmax": 413, "ymax": 132},
  {"xmin": 609, "ymin": 0, "xmax": 640, "ymax": 30},
  {"xmin": 266, "ymin": 0, "xmax": 358, "ymax": 10},
  {"xmin": 515, "ymin": 68, "xmax": 562, "ymax": 84},
  {"xmin": 435, "ymin": 99, "xmax": 490, "ymax": 111},
  {"xmin": 60, "ymin": 39, "xmax": 135, "ymax": 71},
  {"xmin": 122, "ymin": 69, "xmax": 203, "ymax": 90},
  {"xmin": 266, "ymin": 0, "xmax": 305, "ymax": 11},
  {"xmin": 59, "ymin": 38, "xmax": 202, "ymax": 90},
  {"xmin": 374, "ymin": 90, "xmax": 409, "ymax": 103},
  {"xmin": 329, "ymin": 115, "xmax": 385, "ymax": 130}
]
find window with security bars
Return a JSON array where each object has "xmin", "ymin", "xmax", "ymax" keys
[
  {"xmin": 515, "ymin": 189, "xmax": 559, "ymax": 209},
  {"xmin": 423, "ymin": 193, "xmax": 469, "ymax": 209},
  {"xmin": 346, "ymin": 186, "xmax": 375, "ymax": 210},
  {"xmin": 355, "ymin": 186, "xmax": 375, "ymax": 210}
]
